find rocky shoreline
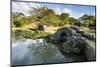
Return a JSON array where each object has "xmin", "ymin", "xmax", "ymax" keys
[{"xmin": 50, "ymin": 26, "xmax": 96, "ymax": 61}]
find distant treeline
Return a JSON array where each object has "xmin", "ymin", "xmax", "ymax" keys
[{"xmin": 12, "ymin": 6, "xmax": 96, "ymax": 28}]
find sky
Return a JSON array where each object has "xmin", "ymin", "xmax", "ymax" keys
[{"xmin": 12, "ymin": 1, "xmax": 96, "ymax": 19}]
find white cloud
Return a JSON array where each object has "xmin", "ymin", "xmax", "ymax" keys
[
  {"xmin": 53, "ymin": 8, "xmax": 72, "ymax": 15},
  {"xmin": 12, "ymin": 2, "xmax": 85, "ymax": 18},
  {"xmin": 12, "ymin": 2, "xmax": 30, "ymax": 16},
  {"xmin": 70, "ymin": 12, "xmax": 84, "ymax": 19},
  {"xmin": 62, "ymin": 8, "xmax": 72, "ymax": 14},
  {"xmin": 53, "ymin": 7, "xmax": 84, "ymax": 19},
  {"xmin": 28, "ymin": 3, "xmax": 41, "ymax": 8},
  {"xmin": 93, "ymin": 11, "xmax": 95, "ymax": 16},
  {"xmin": 53, "ymin": 8, "xmax": 61, "ymax": 14},
  {"xmin": 12, "ymin": 2, "xmax": 41, "ymax": 16}
]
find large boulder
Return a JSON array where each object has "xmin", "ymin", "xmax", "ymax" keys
[
  {"xmin": 80, "ymin": 32, "xmax": 95, "ymax": 40},
  {"xmin": 70, "ymin": 26, "xmax": 95, "ymax": 40},
  {"xmin": 50, "ymin": 26, "xmax": 96, "ymax": 61},
  {"xmin": 70, "ymin": 25, "xmax": 80, "ymax": 32},
  {"xmin": 50, "ymin": 27, "xmax": 87, "ymax": 55}
]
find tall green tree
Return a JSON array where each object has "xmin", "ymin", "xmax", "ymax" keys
[
  {"xmin": 60, "ymin": 13, "xmax": 70, "ymax": 25},
  {"xmin": 29, "ymin": 6, "xmax": 62, "ymax": 26}
]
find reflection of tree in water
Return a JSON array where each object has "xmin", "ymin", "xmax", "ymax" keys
[
  {"xmin": 27, "ymin": 39, "xmax": 59, "ymax": 63},
  {"xmin": 26, "ymin": 38, "xmax": 87, "ymax": 63},
  {"xmin": 12, "ymin": 38, "xmax": 95, "ymax": 65}
]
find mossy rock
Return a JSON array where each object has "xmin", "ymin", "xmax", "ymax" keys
[{"xmin": 62, "ymin": 41, "xmax": 87, "ymax": 55}]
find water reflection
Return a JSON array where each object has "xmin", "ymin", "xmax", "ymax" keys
[
  {"xmin": 12, "ymin": 38, "xmax": 95, "ymax": 65},
  {"xmin": 12, "ymin": 38, "xmax": 73, "ymax": 65}
]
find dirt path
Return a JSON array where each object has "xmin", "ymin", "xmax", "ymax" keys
[
  {"xmin": 12, "ymin": 25, "xmax": 62, "ymax": 34},
  {"xmin": 44, "ymin": 26, "xmax": 60, "ymax": 33}
]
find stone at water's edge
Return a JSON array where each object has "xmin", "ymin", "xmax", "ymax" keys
[
  {"xmin": 50, "ymin": 26, "xmax": 95, "ymax": 61},
  {"xmin": 71, "ymin": 26, "xmax": 95, "ymax": 40},
  {"xmin": 50, "ymin": 26, "xmax": 86, "ymax": 54}
]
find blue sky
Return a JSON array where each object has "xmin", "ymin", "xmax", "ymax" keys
[{"xmin": 12, "ymin": 1, "xmax": 95, "ymax": 19}]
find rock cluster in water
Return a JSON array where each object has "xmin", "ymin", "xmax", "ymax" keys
[
  {"xmin": 50, "ymin": 26, "xmax": 95, "ymax": 61},
  {"xmin": 50, "ymin": 26, "xmax": 86, "ymax": 54}
]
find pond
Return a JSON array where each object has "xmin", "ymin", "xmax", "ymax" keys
[
  {"xmin": 12, "ymin": 28, "xmax": 96, "ymax": 65},
  {"xmin": 12, "ymin": 38, "xmax": 74, "ymax": 65},
  {"xmin": 12, "ymin": 37, "xmax": 96, "ymax": 65}
]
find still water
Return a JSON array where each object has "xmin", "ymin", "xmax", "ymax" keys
[
  {"xmin": 12, "ymin": 38, "xmax": 95, "ymax": 65},
  {"xmin": 12, "ymin": 38, "xmax": 74, "ymax": 65}
]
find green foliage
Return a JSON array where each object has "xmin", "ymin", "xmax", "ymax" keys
[
  {"xmin": 60, "ymin": 13, "xmax": 70, "ymax": 25},
  {"xmin": 79, "ymin": 15, "xmax": 96, "ymax": 27},
  {"xmin": 12, "ymin": 7, "xmax": 96, "ymax": 28},
  {"xmin": 29, "ymin": 7, "xmax": 70, "ymax": 26},
  {"xmin": 12, "ymin": 12, "xmax": 31, "ymax": 27},
  {"xmin": 69, "ymin": 17, "xmax": 81, "ymax": 26},
  {"xmin": 13, "ymin": 29, "xmax": 52, "ymax": 39},
  {"xmin": 12, "ymin": 12, "xmax": 24, "ymax": 27}
]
